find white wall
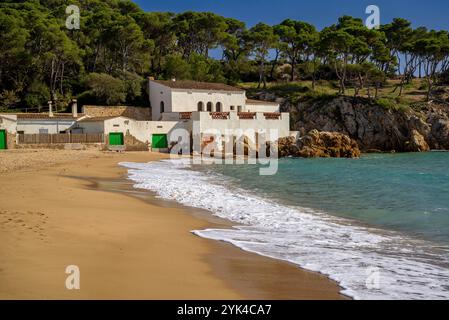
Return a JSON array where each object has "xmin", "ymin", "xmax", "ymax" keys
[
  {"xmin": 0, "ymin": 115, "xmax": 17, "ymax": 134},
  {"xmin": 75, "ymin": 121, "xmax": 105, "ymax": 134},
  {"xmin": 149, "ymin": 80, "xmax": 247, "ymax": 117},
  {"xmin": 17, "ymin": 120, "xmax": 76, "ymax": 134},
  {"xmin": 149, "ymin": 81, "xmax": 173, "ymax": 121},
  {"xmin": 171, "ymin": 90, "xmax": 246, "ymax": 113},
  {"xmin": 245, "ymin": 103, "xmax": 280, "ymax": 113},
  {"xmin": 193, "ymin": 112, "xmax": 291, "ymax": 140},
  {"xmin": 102, "ymin": 117, "xmax": 188, "ymax": 145}
]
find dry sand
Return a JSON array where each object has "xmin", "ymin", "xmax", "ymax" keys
[{"xmin": 0, "ymin": 149, "xmax": 346, "ymax": 299}]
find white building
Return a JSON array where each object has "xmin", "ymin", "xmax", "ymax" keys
[
  {"xmin": 2, "ymin": 80, "xmax": 292, "ymax": 152},
  {"xmin": 149, "ymin": 79, "xmax": 281, "ymax": 120},
  {"xmin": 15, "ymin": 113, "xmax": 81, "ymax": 134},
  {"xmin": 148, "ymin": 79, "xmax": 290, "ymax": 149},
  {"xmin": 0, "ymin": 114, "xmax": 17, "ymax": 149}
]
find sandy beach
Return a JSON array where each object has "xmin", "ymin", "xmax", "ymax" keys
[{"xmin": 0, "ymin": 149, "xmax": 345, "ymax": 299}]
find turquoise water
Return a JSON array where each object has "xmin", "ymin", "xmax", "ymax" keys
[
  {"xmin": 123, "ymin": 153, "xmax": 449, "ymax": 299},
  {"xmin": 205, "ymin": 152, "xmax": 449, "ymax": 244}
]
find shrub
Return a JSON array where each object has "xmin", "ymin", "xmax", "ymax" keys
[
  {"xmin": 23, "ymin": 81, "xmax": 50, "ymax": 111},
  {"xmin": 376, "ymin": 97, "xmax": 409, "ymax": 112},
  {"xmin": 86, "ymin": 73, "xmax": 126, "ymax": 105}
]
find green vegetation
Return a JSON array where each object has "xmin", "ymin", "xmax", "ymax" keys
[{"xmin": 0, "ymin": 0, "xmax": 448, "ymax": 112}]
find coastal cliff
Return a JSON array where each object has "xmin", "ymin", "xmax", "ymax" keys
[{"xmin": 255, "ymin": 92, "xmax": 449, "ymax": 153}]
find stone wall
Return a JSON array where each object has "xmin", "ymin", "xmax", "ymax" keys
[
  {"xmin": 83, "ymin": 105, "xmax": 151, "ymax": 120},
  {"xmin": 104, "ymin": 132, "xmax": 149, "ymax": 151},
  {"xmin": 7, "ymin": 133, "xmax": 16, "ymax": 149},
  {"xmin": 15, "ymin": 143, "xmax": 102, "ymax": 150},
  {"xmin": 124, "ymin": 131, "xmax": 149, "ymax": 151}
]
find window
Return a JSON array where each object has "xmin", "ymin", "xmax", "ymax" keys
[
  {"xmin": 160, "ymin": 101, "xmax": 165, "ymax": 113},
  {"xmin": 207, "ymin": 102, "xmax": 213, "ymax": 112},
  {"xmin": 230, "ymin": 106, "xmax": 235, "ymax": 111},
  {"xmin": 39, "ymin": 129, "xmax": 49, "ymax": 134},
  {"xmin": 216, "ymin": 102, "xmax": 222, "ymax": 112},
  {"xmin": 237, "ymin": 106, "xmax": 243, "ymax": 113},
  {"xmin": 198, "ymin": 101, "xmax": 204, "ymax": 112}
]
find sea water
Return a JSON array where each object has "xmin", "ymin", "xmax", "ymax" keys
[{"xmin": 121, "ymin": 152, "xmax": 449, "ymax": 300}]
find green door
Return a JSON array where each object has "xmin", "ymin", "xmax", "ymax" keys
[
  {"xmin": 152, "ymin": 134, "xmax": 168, "ymax": 148},
  {"xmin": 0, "ymin": 130, "xmax": 6, "ymax": 150},
  {"xmin": 109, "ymin": 132, "xmax": 124, "ymax": 146}
]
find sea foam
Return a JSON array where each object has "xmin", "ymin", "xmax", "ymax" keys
[{"xmin": 120, "ymin": 159, "xmax": 449, "ymax": 300}]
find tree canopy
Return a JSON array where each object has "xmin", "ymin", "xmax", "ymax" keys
[{"xmin": 1, "ymin": 0, "xmax": 449, "ymax": 111}]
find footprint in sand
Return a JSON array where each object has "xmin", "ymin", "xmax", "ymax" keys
[{"xmin": 1, "ymin": 210, "xmax": 49, "ymax": 241}]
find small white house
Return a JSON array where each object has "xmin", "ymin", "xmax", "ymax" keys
[
  {"xmin": 15, "ymin": 113, "xmax": 81, "ymax": 135},
  {"xmin": 0, "ymin": 114, "xmax": 17, "ymax": 149},
  {"xmin": 76, "ymin": 115, "xmax": 188, "ymax": 149}
]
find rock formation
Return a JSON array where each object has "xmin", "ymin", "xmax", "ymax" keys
[
  {"xmin": 276, "ymin": 96, "xmax": 449, "ymax": 152},
  {"xmin": 278, "ymin": 130, "xmax": 361, "ymax": 158}
]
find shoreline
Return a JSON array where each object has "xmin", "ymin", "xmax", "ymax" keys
[
  {"xmin": 89, "ymin": 168, "xmax": 349, "ymax": 300},
  {"xmin": 0, "ymin": 150, "xmax": 346, "ymax": 299}
]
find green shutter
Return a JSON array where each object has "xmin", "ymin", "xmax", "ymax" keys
[
  {"xmin": 152, "ymin": 134, "xmax": 168, "ymax": 148},
  {"xmin": 0, "ymin": 130, "xmax": 6, "ymax": 150},
  {"xmin": 109, "ymin": 132, "xmax": 124, "ymax": 146}
]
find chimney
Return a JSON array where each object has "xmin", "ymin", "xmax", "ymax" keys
[
  {"xmin": 71, "ymin": 99, "xmax": 78, "ymax": 118},
  {"xmin": 48, "ymin": 101, "xmax": 54, "ymax": 117}
]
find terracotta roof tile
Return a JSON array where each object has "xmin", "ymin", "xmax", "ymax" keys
[
  {"xmin": 77, "ymin": 116, "xmax": 117, "ymax": 122},
  {"xmin": 153, "ymin": 80, "xmax": 244, "ymax": 92},
  {"xmin": 16, "ymin": 113, "xmax": 84, "ymax": 120}
]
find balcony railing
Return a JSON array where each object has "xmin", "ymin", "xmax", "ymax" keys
[
  {"xmin": 264, "ymin": 112, "xmax": 281, "ymax": 120},
  {"xmin": 179, "ymin": 112, "xmax": 192, "ymax": 120},
  {"xmin": 210, "ymin": 112, "xmax": 230, "ymax": 120},
  {"xmin": 238, "ymin": 112, "xmax": 256, "ymax": 120}
]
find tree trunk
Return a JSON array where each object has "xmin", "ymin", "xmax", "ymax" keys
[
  {"xmin": 290, "ymin": 62, "xmax": 295, "ymax": 82},
  {"xmin": 269, "ymin": 49, "xmax": 280, "ymax": 80}
]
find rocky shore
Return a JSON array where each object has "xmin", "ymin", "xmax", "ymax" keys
[
  {"xmin": 278, "ymin": 130, "xmax": 361, "ymax": 158},
  {"xmin": 252, "ymin": 92, "xmax": 449, "ymax": 156},
  {"xmin": 288, "ymin": 96, "xmax": 449, "ymax": 153}
]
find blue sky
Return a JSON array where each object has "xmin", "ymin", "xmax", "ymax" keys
[{"xmin": 133, "ymin": 0, "xmax": 449, "ymax": 30}]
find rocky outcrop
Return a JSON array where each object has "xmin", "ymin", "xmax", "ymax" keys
[
  {"xmin": 275, "ymin": 96, "xmax": 449, "ymax": 152},
  {"xmin": 405, "ymin": 130, "xmax": 430, "ymax": 152},
  {"xmin": 278, "ymin": 136, "xmax": 300, "ymax": 157},
  {"xmin": 278, "ymin": 130, "xmax": 361, "ymax": 158}
]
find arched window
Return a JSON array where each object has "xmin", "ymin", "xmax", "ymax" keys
[
  {"xmin": 160, "ymin": 101, "xmax": 165, "ymax": 113},
  {"xmin": 207, "ymin": 102, "xmax": 213, "ymax": 112},
  {"xmin": 216, "ymin": 102, "xmax": 222, "ymax": 112},
  {"xmin": 197, "ymin": 101, "xmax": 204, "ymax": 112}
]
